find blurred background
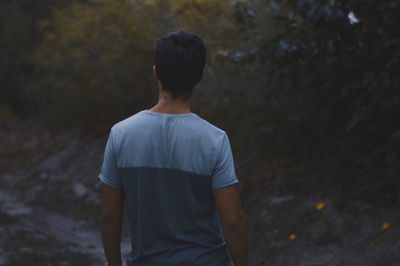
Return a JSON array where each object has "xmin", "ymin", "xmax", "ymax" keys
[{"xmin": 1, "ymin": 0, "xmax": 399, "ymax": 265}]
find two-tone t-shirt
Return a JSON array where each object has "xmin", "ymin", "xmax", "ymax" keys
[{"xmin": 98, "ymin": 109, "xmax": 239, "ymax": 266}]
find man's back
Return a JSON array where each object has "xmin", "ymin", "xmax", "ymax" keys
[{"xmin": 99, "ymin": 109, "xmax": 239, "ymax": 265}]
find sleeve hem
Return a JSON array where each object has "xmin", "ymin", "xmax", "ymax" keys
[
  {"xmin": 98, "ymin": 173, "xmax": 121, "ymax": 188},
  {"xmin": 211, "ymin": 177, "xmax": 239, "ymax": 190}
]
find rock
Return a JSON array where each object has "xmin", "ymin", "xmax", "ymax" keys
[
  {"xmin": 269, "ymin": 195, "xmax": 295, "ymax": 206},
  {"xmin": 72, "ymin": 183, "xmax": 88, "ymax": 198}
]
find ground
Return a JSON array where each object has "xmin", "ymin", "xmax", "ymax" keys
[{"xmin": 1, "ymin": 121, "xmax": 399, "ymax": 266}]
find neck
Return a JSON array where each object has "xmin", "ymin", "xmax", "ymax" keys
[{"xmin": 150, "ymin": 88, "xmax": 192, "ymax": 114}]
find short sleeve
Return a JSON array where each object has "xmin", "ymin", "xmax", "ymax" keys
[
  {"xmin": 211, "ymin": 133, "xmax": 239, "ymax": 190},
  {"xmin": 98, "ymin": 127, "xmax": 121, "ymax": 188}
]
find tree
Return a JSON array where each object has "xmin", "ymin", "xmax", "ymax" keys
[{"xmin": 31, "ymin": 0, "xmax": 162, "ymax": 128}]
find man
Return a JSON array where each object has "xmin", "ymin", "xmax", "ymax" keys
[{"xmin": 99, "ymin": 30, "xmax": 248, "ymax": 266}]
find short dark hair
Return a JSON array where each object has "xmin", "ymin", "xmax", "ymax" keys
[{"xmin": 154, "ymin": 31, "xmax": 206, "ymax": 98}]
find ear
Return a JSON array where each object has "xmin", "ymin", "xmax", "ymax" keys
[{"xmin": 153, "ymin": 65, "xmax": 159, "ymax": 81}]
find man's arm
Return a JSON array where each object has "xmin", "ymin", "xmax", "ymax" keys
[
  {"xmin": 101, "ymin": 183, "xmax": 124, "ymax": 266},
  {"xmin": 213, "ymin": 184, "xmax": 248, "ymax": 266}
]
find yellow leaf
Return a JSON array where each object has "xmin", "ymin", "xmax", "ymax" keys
[
  {"xmin": 288, "ymin": 233, "xmax": 297, "ymax": 241},
  {"xmin": 315, "ymin": 202, "xmax": 325, "ymax": 211},
  {"xmin": 381, "ymin": 221, "xmax": 390, "ymax": 231}
]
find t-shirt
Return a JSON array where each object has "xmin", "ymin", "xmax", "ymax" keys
[{"xmin": 98, "ymin": 109, "xmax": 239, "ymax": 266}]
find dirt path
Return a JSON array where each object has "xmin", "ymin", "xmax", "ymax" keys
[
  {"xmin": 1, "ymin": 124, "xmax": 400, "ymax": 266},
  {"xmin": 0, "ymin": 188, "xmax": 130, "ymax": 266}
]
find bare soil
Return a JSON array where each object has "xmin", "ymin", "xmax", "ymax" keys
[{"xmin": 1, "ymin": 122, "xmax": 399, "ymax": 266}]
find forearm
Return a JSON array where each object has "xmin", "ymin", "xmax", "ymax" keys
[
  {"xmin": 222, "ymin": 220, "xmax": 248, "ymax": 266},
  {"xmin": 101, "ymin": 217, "xmax": 123, "ymax": 266}
]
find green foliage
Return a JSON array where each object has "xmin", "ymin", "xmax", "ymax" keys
[
  {"xmin": 228, "ymin": 0, "xmax": 400, "ymax": 197},
  {"xmin": 29, "ymin": 0, "xmax": 164, "ymax": 128},
  {"xmin": 0, "ymin": 0, "xmax": 80, "ymax": 112},
  {"xmin": 1, "ymin": 0, "xmax": 399, "ymax": 198},
  {"xmin": 0, "ymin": 1, "xmax": 34, "ymax": 109}
]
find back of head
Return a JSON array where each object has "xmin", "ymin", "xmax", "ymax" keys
[{"xmin": 154, "ymin": 31, "xmax": 206, "ymax": 98}]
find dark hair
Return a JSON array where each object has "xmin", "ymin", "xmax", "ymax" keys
[{"xmin": 154, "ymin": 31, "xmax": 206, "ymax": 98}]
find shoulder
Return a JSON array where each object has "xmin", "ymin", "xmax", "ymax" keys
[
  {"xmin": 110, "ymin": 110, "xmax": 148, "ymax": 133},
  {"xmin": 190, "ymin": 112, "xmax": 226, "ymax": 133},
  {"xmin": 193, "ymin": 114, "xmax": 226, "ymax": 134},
  {"xmin": 189, "ymin": 113, "xmax": 228, "ymax": 146}
]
